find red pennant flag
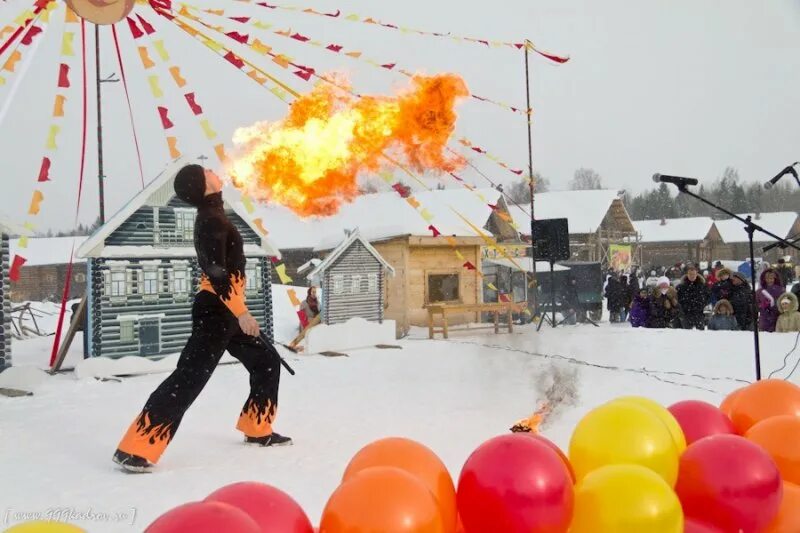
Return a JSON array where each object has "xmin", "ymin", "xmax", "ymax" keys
[
  {"xmin": 449, "ymin": 172, "xmax": 464, "ymax": 182},
  {"xmin": 326, "ymin": 44, "xmax": 343, "ymax": 52},
  {"xmin": 270, "ymin": 256, "xmax": 279, "ymax": 264},
  {"xmin": 21, "ymin": 25, "xmax": 42, "ymax": 45},
  {"xmin": 126, "ymin": 16, "xmax": 144, "ymax": 39},
  {"xmin": 428, "ymin": 225, "xmax": 441, "ymax": 237},
  {"xmin": 514, "ymin": 43, "xmax": 525, "ymax": 49},
  {"xmin": 229, "ymin": 16, "xmax": 251, "ymax": 23},
  {"xmin": 184, "ymin": 92, "xmax": 202, "ymax": 115},
  {"xmin": 37, "ymin": 157, "xmax": 51, "ymax": 182},
  {"xmin": 158, "ymin": 106, "xmax": 173, "ymax": 129},
  {"xmin": 381, "ymin": 63, "xmax": 396, "ymax": 70},
  {"xmin": 488, "ymin": 204, "xmax": 497, "ymax": 210},
  {"xmin": 10, "ymin": 255, "xmax": 26, "ymax": 281},
  {"xmin": 534, "ymin": 49, "xmax": 570, "ymax": 63},
  {"xmin": 463, "ymin": 261, "xmax": 476, "ymax": 270},
  {"xmin": 384, "ymin": 24, "xmax": 399, "ymax": 29},
  {"xmin": 510, "ymin": 169, "xmax": 523, "ymax": 175},
  {"xmin": 57, "ymin": 64, "xmax": 70, "ymax": 88},
  {"xmin": 294, "ymin": 69, "xmax": 312, "ymax": 81},
  {"xmin": 324, "ymin": 9, "xmax": 341, "ymax": 17},
  {"xmin": 478, "ymin": 40, "xmax": 490, "ymax": 46},
  {"xmin": 224, "ymin": 51, "xmax": 244, "ymax": 68},
  {"xmin": 137, "ymin": 14, "xmax": 156, "ymax": 35},
  {"xmin": 256, "ymin": 2, "xmax": 277, "ymax": 8},
  {"xmin": 290, "ymin": 32, "xmax": 310, "ymax": 42},
  {"xmin": 226, "ymin": 31, "xmax": 249, "ymax": 44},
  {"xmin": 471, "ymin": 146, "xmax": 486, "ymax": 154}
]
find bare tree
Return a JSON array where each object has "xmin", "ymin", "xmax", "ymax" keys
[
  {"xmin": 569, "ymin": 168, "xmax": 604, "ymax": 190},
  {"xmin": 507, "ymin": 173, "xmax": 550, "ymax": 204}
]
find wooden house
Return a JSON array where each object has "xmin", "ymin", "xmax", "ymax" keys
[
  {"xmin": 307, "ymin": 229, "xmax": 395, "ymax": 325},
  {"xmin": 9, "ymin": 236, "xmax": 88, "ymax": 301},
  {"xmin": 77, "ymin": 158, "xmax": 279, "ymax": 359},
  {"xmin": 0, "ymin": 225, "xmax": 10, "ymax": 371},
  {"xmin": 634, "ymin": 217, "xmax": 724, "ymax": 267},
  {"xmin": 715, "ymin": 212, "xmax": 800, "ymax": 263}
]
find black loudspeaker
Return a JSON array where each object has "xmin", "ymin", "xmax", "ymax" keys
[{"xmin": 532, "ymin": 218, "xmax": 570, "ymax": 261}]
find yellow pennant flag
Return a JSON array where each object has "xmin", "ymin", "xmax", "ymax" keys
[
  {"xmin": 399, "ymin": 27, "xmax": 413, "ymax": 34},
  {"xmin": 176, "ymin": 20, "xmax": 200, "ymax": 37},
  {"xmin": 40, "ymin": 2, "xmax": 58, "ymax": 23},
  {"xmin": 2, "ymin": 50, "xmax": 21, "ymax": 73},
  {"xmin": 167, "ymin": 137, "xmax": 181, "ymax": 159},
  {"xmin": 153, "ymin": 40, "xmax": 169, "ymax": 61},
  {"xmin": 275, "ymin": 263, "xmax": 293, "ymax": 284},
  {"xmin": 272, "ymin": 55, "xmax": 290, "ymax": 68},
  {"xmin": 345, "ymin": 13, "xmax": 360, "ymax": 21},
  {"xmin": 138, "ymin": 47, "xmax": 155, "ymax": 69},
  {"xmin": 204, "ymin": 39, "xmax": 225, "ymax": 53},
  {"xmin": 406, "ymin": 197, "xmax": 420, "ymax": 209},
  {"xmin": 23, "ymin": 222, "xmax": 36, "ymax": 232},
  {"xmin": 275, "ymin": 28, "xmax": 292, "ymax": 37},
  {"xmin": 252, "ymin": 218, "xmax": 269, "ymax": 235},
  {"xmin": 253, "ymin": 20, "xmax": 272, "ymax": 30},
  {"xmin": 247, "ymin": 69, "xmax": 267, "ymax": 84},
  {"xmin": 206, "ymin": 8, "xmax": 224, "ymax": 16},
  {"xmin": 251, "ymin": 39, "xmax": 272, "ymax": 55},
  {"xmin": 148, "ymin": 76, "xmax": 163, "ymax": 98},
  {"xmin": 18, "ymin": 236, "xmax": 29, "ymax": 248},
  {"xmin": 345, "ymin": 51, "xmax": 362, "ymax": 59},
  {"xmin": 0, "ymin": 75, "xmax": 6, "ymax": 86},
  {"xmin": 270, "ymin": 86, "xmax": 289, "ymax": 101},
  {"xmin": 287, "ymin": 288, "xmax": 301, "ymax": 307},
  {"xmin": 309, "ymin": 40, "xmax": 322, "ymax": 47},
  {"xmin": 169, "ymin": 66, "xmax": 186, "ymax": 87},
  {"xmin": 445, "ymin": 236, "xmax": 458, "ymax": 247},
  {"xmin": 214, "ymin": 144, "xmax": 227, "ymax": 163},
  {"xmin": 487, "ymin": 283, "xmax": 499, "ymax": 291},
  {"xmin": 61, "ymin": 33, "xmax": 75, "ymax": 56},
  {"xmin": 200, "ymin": 119, "xmax": 217, "ymax": 140},
  {"xmin": 420, "ymin": 209, "xmax": 434, "ymax": 222},
  {"xmin": 27, "ymin": 190, "xmax": 44, "ymax": 215},
  {"xmin": 379, "ymin": 171, "xmax": 394, "ymax": 183},
  {"xmin": 52, "ymin": 95, "xmax": 66, "ymax": 117},
  {"xmin": 65, "ymin": 7, "xmax": 79, "ymax": 23},
  {"xmin": 14, "ymin": 10, "xmax": 34, "ymax": 26},
  {"xmin": 45, "ymin": 125, "xmax": 60, "ymax": 149},
  {"xmin": 455, "ymin": 250, "xmax": 465, "ymax": 261},
  {"xmin": 241, "ymin": 196, "xmax": 255, "ymax": 214}
]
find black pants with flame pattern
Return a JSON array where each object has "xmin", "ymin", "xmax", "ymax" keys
[{"xmin": 116, "ymin": 290, "xmax": 281, "ymax": 464}]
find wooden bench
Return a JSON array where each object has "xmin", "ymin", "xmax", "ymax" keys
[{"xmin": 427, "ymin": 301, "xmax": 527, "ymax": 339}]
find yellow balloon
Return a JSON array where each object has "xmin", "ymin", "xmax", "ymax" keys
[
  {"xmin": 571, "ymin": 464, "xmax": 684, "ymax": 533},
  {"xmin": 569, "ymin": 401, "xmax": 679, "ymax": 485},
  {"xmin": 4, "ymin": 522, "xmax": 86, "ymax": 533},
  {"xmin": 614, "ymin": 396, "xmax": 687, "ymax": 453}
]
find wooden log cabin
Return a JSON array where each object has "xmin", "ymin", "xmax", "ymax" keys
[
  {"xmin": 633, "ymin": 217, "xmax": 724, "ymax": 267},
  {"xmin": 307, "ymin": 229, "xmax": 395, "ymax": 325},
  {"xmin": 77, "ymin": 158, "xmax": 279, "ymax": 359}
]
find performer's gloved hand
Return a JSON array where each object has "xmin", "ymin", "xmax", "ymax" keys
[{"xmin": 238, "ymin": 312, "xmax": 260, "ymax": 337}]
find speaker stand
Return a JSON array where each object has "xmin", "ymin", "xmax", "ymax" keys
[{"xmin": 536, "ymin": 259, "xmax": 558, "ymax": 331}]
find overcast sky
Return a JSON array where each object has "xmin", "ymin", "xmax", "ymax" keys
[{"xmin": 1, "ymin": 0, "xmax": 799, "ymax": 231}]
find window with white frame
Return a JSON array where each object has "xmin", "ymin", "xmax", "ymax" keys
[
  {"xmin": 350, "ymin": 274, "xmax": 363, "ymax": 294},
  {"xmin": 332, "ymin": 274, "xmax": 344, "ymax": 295},
  {"xmin": 174, "ymin": 210, "xmax": 196, "ymax": 240},
  {"xmin": 120, "ymin": 321, "xmax": 134, "ymax": 342},
  {"xmin": 245, "ymin": 262, "xmax": 260, "ymax": 291},
  {"xmin": 367, "ymin": 273, "xmax": 378, "ymax": 294},
  {"xmin": 172, "ymin": 267, "xmax": 188, "ymax": 294},
  {"xmin": 142, "ymin": 269, "xmax": 158, "ymax": 295},
  {"xmin": 110, "ymin": 271, "xmax": 126, "ymax": 297}
]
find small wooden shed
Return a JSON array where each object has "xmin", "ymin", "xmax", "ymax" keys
[{"xmin": 307, "ymin": 229, "xmax": 395, "ymax": 325}]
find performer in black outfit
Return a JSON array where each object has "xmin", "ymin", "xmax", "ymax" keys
[{"xmin": 113, "ymin": 164, "xmax": 290, "ymax": 472}]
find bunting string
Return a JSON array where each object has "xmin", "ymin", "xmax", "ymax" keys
[
  {"xmin": 111, "ymin": 23, "xmax": 146, "ymax": 188},
  {"xmin": 0, "ymin": 0, "xmax": 49, "ymax": 57},
  {"xmin": 0, "ymin": 1, "xmax": 53, "ymax": 86}
]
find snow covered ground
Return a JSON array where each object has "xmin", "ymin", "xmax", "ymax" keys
[{"xmin": 2, "ymin": 297, "xmax": 800, "ymax": 530}]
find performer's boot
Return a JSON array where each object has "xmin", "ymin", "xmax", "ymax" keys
[{"xmin": 244, "ymin": 433, "xmax": 293, "ymax": 447}]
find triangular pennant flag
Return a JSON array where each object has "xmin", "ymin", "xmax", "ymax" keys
[
  {"xmin": 229, "ymin": 16, "xmax": 250, "ymax": 23},
  {"xmin": 428, "ymin": 225, "xmax": 441, "ymax": 237},
  {"xmin": 420, "ymin": 209, "xmax": 434, "ymax": 222},
  {"xmin": 27, "ymin": 190, "xmax": 44, "ymax": 215},
  {"xmin": 13, "ymin": 9, "xmax": 33, "ymax": 26},
  {"xmin": 224, "ymin": 51, "xmax": 245, "ymax": 68},
  {"xmin": 463, "ymin": 261, "xmax": 476, "ymax": 270},
  {"xmin": 52, "ymin": 95, "xmax": 66, "ymax": 117},
  {"xmin": 345, "ymin": 51, "xmax": 362, "ymax": 58},
  {"xmin": 157, "ymin": 106, "xmax": 173, "ymax": 129},
  {"xmin": 287, "ymin": 288, "xmax": 301, "ymax": 307},
  {"xmin": 326, "ymin": 44, "xmax": 343, "ymax": 52},
  {"xmin": 214, "ymin": 144, "xmax": 228, "ymax": 163},
  {"xmin": 487, "ymin": 283, "xmax": 498, "ymax": 291},
  {"xmin": 200, "ymin": 119, "xmax": 217, "ymax": 140},
  {"xmin": 61, "ymin": 32, "xmax": 74, "ymax": 56},
  {"xmin": 137, "ymin": 14, "xmax": 155, "ymax": 35},
  {"xmin": 45, "ymin": 125, "xmax": 60, "ymax": 150},
  {"xmin": 269, "ymin": 86, "xmax": 289, "ymax": 101},
  {"xmin": 184, "ymin": 92, "xmax": 202, "ymax": 115},
  {"xmin": 148, "ymin": 76, "xmax": 163, "ymax": 98},
  {"xmin": 251, "ymin": 38, "xmax": 272, "ymax": 55},
  {"xmin": 247, "ymin": 69, "xmax": 268, "ymax": 84},
  {"xmin": 57, "ymin": 63, "xmax": 70, "ymax": 87},
  {"xmin": 2, "ymin": 50, "xmax": 21, "ymax": 73},
  {"xmin": 226, "ymin": 31, "xmax": 249, "ymax": 44},
  {"xmin": 275, "ymin": 263, "xmax": 292, "ymax": 284},
  {"xmin": 21, "ymin": 25, "xmax": 42, "ymax": 45},
  {"xmin": 138, "ymin": 47, "xmax": 155, "ymax": 69},
  {"xmin": 445, "ymin": 236, "xmax": 458, "ymax": 247},
  {"xmin": 169, "ymin": 66, "xmax": 186, "ymax": 87},
  {"xmin": 153, "ymin": 40, "xmax": 169, "ymax": 61},
  {"xmin": 345, "ymin": 13, "xmax": 360, "ymax": 21},
  {"xmin": 272, "ymin": 54, "xmax": 290, "ymax": 68},
  {"xmin": 293, "ymin": 69, "xmax": 312, "ymax": 81},
  {"xmin": 406, "ymin": 197, "xmax": 420, "ymax": 209},
  {"xmin": 9, "ymin": 255, "xmax": 27, "ymax": 281},
  {"xmin": 202, "ymin": 37, "xmax": 224, "ymax": 52},
  {"xmin": 17, "ymin": 236, "xmax": 28, "ymax": 248},
  {"xmin": 126, "ymin": 16, "xmax": 144, "ymax": 39},
  {"xmin": 167, "ymin": 136, "xmax": 181, "ymax": 158},
  {"xmin": 37, "ymin": 157, "xmax": 51, "ymax": 182},
  {"xmin": 252, "ymin": 218, "xmax": 269, "ymax": 235},
  {"xmin": 290, "ymin": 32, "xmax": 310, "ymax": 42},
  {"xmin": 253, "ymin": 20, "xmax": 272, "ymax": 30},
  {"xmin": 455, "ymin": 250, "xmax": 465, "ymax": 261}
]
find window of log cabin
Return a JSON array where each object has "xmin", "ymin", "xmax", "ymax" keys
[{"xmin": 427, "ymin": 273, "xmax": 460, "ymax": 304}]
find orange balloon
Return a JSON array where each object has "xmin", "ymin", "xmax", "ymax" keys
[
  {"xmin": 729, "ymin": 379, "xmax": 800, "ymax": 434},
  {"xmin": 746, "ymin": 415, "xmax": 800, "ymax": 485},
  {"xmin": 764, "ymin": 482, "xmax": 800, "ymax": 533},
  {"xmin": 719, "ymin": 387, "xmax": 744, "ymax": 421},
  {"xmin": 322, "ymin": 466, "xmax": 443, "ymax": 533},
  {"xmin": 343, "ymin": 438, "xmax": 456, "ymax": 533}
]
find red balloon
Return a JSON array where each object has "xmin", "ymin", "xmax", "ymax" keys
[
  {"xmin": 675, "ymin": 434, "xmax": 782, "ymax": 532},
  {"xmin": 457, "ymin": 434, "xmax": 573, "ymax": 533},
  {"xmin": 684, "ymin": 518, "xmax": 724, "ymax": 533},
  {"xmin": 146, "ymin": 501, "xmax": 260, "ymax": 533},
  {"xmin": 519, "ymin": 433, "xmax": 576, "ymax": 483},
  {"xmin": 667, "ymin": 400, "xmax": 735, "ymax": 445},
  {"xmin": 205, "ymin": 481, "xmax": 314, "ymax": 533}
]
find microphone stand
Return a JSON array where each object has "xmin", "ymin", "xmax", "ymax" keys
[{"xmin": 673, "ymin": 183, "xmax": 800, "ymax": 381}]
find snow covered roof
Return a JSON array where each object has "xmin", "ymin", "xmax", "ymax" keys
[
  {"xmin": 77, "ymin": 157, "xmax": 279, "ymax": 258},
  {"xmin": 634, "ymin": 217, "xmax": 716, "ymax": 243},
  {"xmin": 509, "ymin": 189, "xmax": 631, "ymax": 235},
  {"xmin": 243, "ymin": 187, "xmax": 504, "ymax": 251},
  {"xmin": 714, "ymin": 212, "xmax": 799, "ymax": 243},
  {"xmin": 10, "ymin": 236, "xmax": 88, "ymax": 266},
  {"xmin": 307, "ymin": 228, "xmax": 395, "ymax": 280}
]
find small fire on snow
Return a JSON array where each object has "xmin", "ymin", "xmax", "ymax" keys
[{"xmin": 226, "ymin": 73, "xmax": 469, "ymax": 217}]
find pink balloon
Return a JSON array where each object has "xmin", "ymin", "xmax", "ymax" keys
[
  {"xmin": 675, "ymin": 435, "xmax": 782, "ymax": 532},
  {"xmin": 146, "ymin": 501, "xmax": 260, "ymax": 533},
  {"xmin": 667, "ymin": 400, "xmax": 735, "ymax": 445},
  {"xmin": 205, "ymin": 481, "xmax": 314, "ymax": 533},
  {"xmin": 457, "ymin": 434, "xmax": 573, "ymax": 533}
]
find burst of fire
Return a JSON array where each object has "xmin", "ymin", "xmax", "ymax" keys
[{"xmin": 227, "ymin": 73, "xmax": 469, "ymax": 217}]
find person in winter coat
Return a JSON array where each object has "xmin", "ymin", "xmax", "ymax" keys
[
  {"xmin": 776, "ymin": 258, "xmax": 794, "ymax": 285},
  {"xmin": 776, "ymin": 292, "xmax": 800, "ymax": 333},
  {"xmin": 629, "ymin": 287, "xmax": 650, "ymax": 328},
  {"xmin": 757, "ymin": 268, "xmax": 785, "ymax": 332},
  {"xmin": 729, "ymin": 272, "xmax": 754, "ymax": 331},
  {"xmin": 287, "ymin": 286, "xmax": 322, "ymax": 352},
  {"xmin": 619, "ymin": 275, "xmax": 633, "ymax": 322},
  {"xmin": 710, "ymin": 268, "xmax": 732, "ymax": 306},
  {"xmin": 605, "ymin": 273, "xmax": 625, "ymax": 323},
  {"xmin": 676, "ymin": 264, "xmax": 710, "ymax": 330},
  {"xmin": 708, "ymin": 299, "xmax": 739, "ymax": 331},
  {"xmin": 112, "ymin": 165, "xmax": 290, "ymax": 473},
  {"xmin": 649, "ymin": 277, "xmax": 681, "ymax": 328}
]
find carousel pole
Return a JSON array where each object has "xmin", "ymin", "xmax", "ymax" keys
[
  {"xmin": 524, "ymin": 39, "xmax": 538, "ymax": 317},
  {"xmin": 95, "ymin": 23, "xmax": 106, "ymax": 224}
]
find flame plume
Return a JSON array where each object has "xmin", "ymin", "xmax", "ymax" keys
[{"xmin": 227, "ymin": 73, "xmax": 469, "ymax": 217}]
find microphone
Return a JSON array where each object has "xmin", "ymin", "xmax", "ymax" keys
[
  {"xmin": 764, "ymin": 162, "xmax": 799, "ymax": 189},
  {"xmin": 652, "ymin": 173, "xmax": 699, "ymax": 188}
]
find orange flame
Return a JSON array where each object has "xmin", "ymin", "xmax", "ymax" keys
[{"xmin": 227, "ymin": 73, "xmax": 469, "ymax": 217}]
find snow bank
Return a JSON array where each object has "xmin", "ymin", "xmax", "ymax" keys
[{"xmin": 305, "ymin": 318, "xmax": 397, "ymax": 354}]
